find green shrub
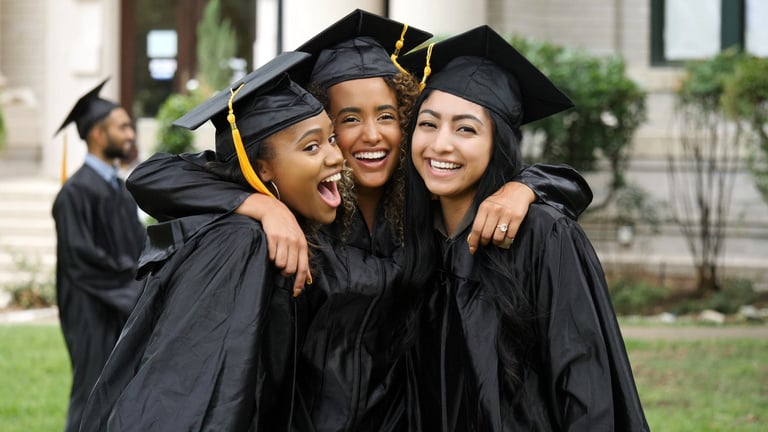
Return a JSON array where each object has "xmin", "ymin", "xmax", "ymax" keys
[
  {"xmin": 722, "ymin": 54, "xmax": 768, "ymax": 204},
  {"xmin": 153, "ymin": 92, "xmax": 202, "ymax": 154},
  {"xmin": 2, "ymin": 249, "xmax": 55, "ymax": 309},
  {"xmin": 707, "ymin": 278, "xmax": 756, "ymax": 314},
  {"xmin": 510, "ymin": 37, "xmax": 647, "ymax": 200},
  {"xmin": 609, "ymin": 278, "xmax": 668, "ymax": 315}
]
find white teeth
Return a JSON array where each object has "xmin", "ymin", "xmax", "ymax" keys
[
  {"xmin": 430, "ymin": 160, "xmax": 461, "ymax": 170},
  {"xmin": 322, "ymin": 173, "xmax": 341, "ymax": 183},
  {"xmin": 355, "ymin": 151, "xmax": 387, "ymax": 160}
]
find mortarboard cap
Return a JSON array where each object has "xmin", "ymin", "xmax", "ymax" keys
[
  {"xmin": 400, "ymin": 25, "xmax": 573, "ymax": 128},
  {"xmin": 292, "ymin": 9, "xmax": 433, "ymax": 89},
  {"xmin": 173, "ymin": 51, "xmax": 324, "ymax": 162},
  {"xmin": 55, "ymin": 78, "xmax": 121, "ymax": 140}
]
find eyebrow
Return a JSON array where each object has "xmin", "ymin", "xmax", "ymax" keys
[
  {"xmin": 295, "ymin": 121, "xmax": 334, "ymax": 144},
  {"xmin": 297, "ymin": 127, "xmax": 323, "ymax": 143},
  {"xmin": 419, "ymin": 109, "xmax": 485, "ymax": 125},
  {"xmin": 336, "ymin": 104, "xmax": 397, "ymax": 116}
]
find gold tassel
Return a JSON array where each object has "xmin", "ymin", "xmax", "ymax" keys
[
  {"xmin": 419, "ymin": 43, "xmax": 435, "ymax": 93},
  {"xmin": 227, "ymin": 84, "xmax": 276, "ymax": 199},
  {"xmin": 61, "ymin": 133, "xmax": 68, "ymax": 184},
  {"xmin": 390, "ymin": 23, "xmax": 410, "ymax": 75}
]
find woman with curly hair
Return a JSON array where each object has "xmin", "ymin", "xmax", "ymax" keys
[{"xmin": 124, "ymin": 10, "xmax": 592, "ymax": 431}]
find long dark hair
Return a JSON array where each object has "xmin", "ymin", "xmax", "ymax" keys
[{"xmin": 402, "ymin": 88, "xmax": 535, "ymax": 395}]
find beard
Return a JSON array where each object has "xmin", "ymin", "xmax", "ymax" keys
[{"xmin": 104, "ymin": 136, "xmax": 130, "ymax": 160}]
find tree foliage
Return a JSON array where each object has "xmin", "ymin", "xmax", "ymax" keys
[
  {"xmin": 511, "ymin": 37, "xmax": 647, "ymax": 211},
  {"xmin": 196, "ymin": 0, "xmax": 237, "ymax": 93},
  {"xmin": 668, "ymin": 48, "xmax": 746, "ymax": 294},
  {"xmin": 722, "ymin": 55, "xmax": 768, "ymax": 203},
  {"xmin": 154, "ymin": 0, "xmax": 237, "ymax": 154}
]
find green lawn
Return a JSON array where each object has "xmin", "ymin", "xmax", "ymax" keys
[
  {"xmin": 628, "ymin": 338, "xmax": 768, "ymax": 431},
  {"xmin": 0, "ymin": 324, "xmax": 766, "ymax": 431},
  {"xmin": 0, "ymin": 325, "xmax": 70, "ymax": 432}
]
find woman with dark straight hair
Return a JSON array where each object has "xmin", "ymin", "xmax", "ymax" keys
[{"xmin": 401, "ymin": 26, "xmax": 650, "ymax": 431}]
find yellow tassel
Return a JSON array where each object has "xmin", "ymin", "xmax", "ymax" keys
[
  {"xmin": 61, "ymin": 133, "xmax": 68, "ymax": 184},
  {"xmin": 418, "ymin": 43, "xmax": 435, "ymax": 93},
  {"xmin": 227, "ymin": 84, "xmax": 276, "ymax": 199},
  {"xmin": 390, "ymin": 23, "xmax": 410, "ymax": 75}
]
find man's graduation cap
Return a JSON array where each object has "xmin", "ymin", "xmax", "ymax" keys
[
  {"xmin": 291, "ymin": 9, "xmax": 433, "ymax": 89},
  {"xmin": 400, "ymin": 25, "xmax": 573, "ymax": 128},
  {"xmin": 54, "ymin": 78, "xmax": 120, "ymax": 140},
  {"xmin": 173, "ymin": 51, "xmax": 325, "ymax": 198}
]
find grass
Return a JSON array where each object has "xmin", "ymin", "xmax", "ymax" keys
[
  {"xmin": 0, "ymin": 325, "xmax": 69, "ymax": 432},
  {"xmin": 627, "ymin": 338, "xmax": 768, "ymax": 431},
  {"xmin": 0, "ymin": 324, "xmax": 766, "ymax": 431}
]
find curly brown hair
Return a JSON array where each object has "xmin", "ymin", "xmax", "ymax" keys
[{"xmin": 308, "ymin": 72, "xmax": 421, "ymax": 241}]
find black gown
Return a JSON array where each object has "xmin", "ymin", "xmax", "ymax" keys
[
  {"xmin": 122, "ymin": 151, "xmax": 593, "ymax": 431},
  {"xmin": 79, "ymin": 214, "xmax": 302, "ymax": 431},
  {"xmin": 51, "ymin": 164, "xmax": 145, "ymax": 432},
  {"xmin": 410, "ymin": 203, "xmax": 649, "ymax": 431}
]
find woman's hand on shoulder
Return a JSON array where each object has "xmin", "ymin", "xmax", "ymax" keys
[
  {"xmin": 236, "ymin": 193, "xmax": 311, "ymax": 296},
  {"xmin": 468, "ymin": 181, "xmax": 535, "ymax": 254}
]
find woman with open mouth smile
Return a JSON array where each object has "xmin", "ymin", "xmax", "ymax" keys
[{"xmin": 79, "ymin": 52, "xmax": 351, "ymax": 431}]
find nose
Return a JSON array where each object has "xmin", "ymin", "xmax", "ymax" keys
[
  {"xmin": 325, "ymin": 143, "xmax": 344, "ymax": 167},
  {"xmin": 361, "ymin": 119, "xmax": 382, "ymax": 144},
  {"xmin": 430, "ymin": 126, "xmax": 454, "ymax": 153},
  {"xmin": 126, "ymin": 126, "xmax": 136, "ymax": 142}
]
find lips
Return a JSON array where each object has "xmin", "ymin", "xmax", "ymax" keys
[
  {"xmin": 352, "ymin": 150, "xmax": 389, "ymax": 169},
  {"xmin": 318, "ymin": 172, "xmax": 342, "ymax": 207},
  {"xmin": 429, "ymin": 159, "xmax": 462, "ymax": 171},
  {"xmin": 354, "ymin": 150, "xmax": 388, "ymax": 160}
]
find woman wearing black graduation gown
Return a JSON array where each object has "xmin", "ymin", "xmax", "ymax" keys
[
  {"xmin": 123, "ymin": 11, "xmax": 593, "ymax": 431},
  {"xmin": 78, "ymin": 52, "xmax": 348, "ymax": 431},
  {"xmin": 401, "ymin": 27, "xmax": 650, "ymax": 431}
]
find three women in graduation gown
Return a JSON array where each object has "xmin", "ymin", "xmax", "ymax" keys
[{"xmin": 120, "ymin": 11, "xmax": 594, "ymax": 431}]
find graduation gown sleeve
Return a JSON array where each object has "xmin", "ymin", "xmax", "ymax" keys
[
  {"xmin": 514, "ymin": 163, "xmax": 593, "ymax": 220},
  {"xmin": 80, "ymin": 215, "xmax": 299, "ymax": 431},
  {"xmin": 516, "ymin": 204, "xmax": 649, "ymax": 431},
  {"xmin": 126, "ymin": 151, "xmax": 251, "ymax": 221}
]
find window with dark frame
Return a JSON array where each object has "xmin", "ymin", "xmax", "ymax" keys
[{"xmin": 650, "ymin": 0, "xmax": 759, "ymax": 66}]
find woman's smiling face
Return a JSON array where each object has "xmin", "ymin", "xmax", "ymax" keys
[
  {"xmin": 411, "ymin": 90, "xmax": 494, "ymax": 209},
  {"xmin": 327, "ymin": 77, "xmax": 402, "ymax": 195},
  {"xmin": 259, "ymin": 111, "xmax": 344, "ymax": 225}
]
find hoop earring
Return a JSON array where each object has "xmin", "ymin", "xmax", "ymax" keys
[{"xmin": 268, "ymin": 180, "xmax": 281, "ymax": 201}]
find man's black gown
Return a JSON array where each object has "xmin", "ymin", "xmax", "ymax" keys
[
  {"xmin": 51, "ymin": 164, "xmax": 145, "ymax": 432},
  {"xmin": 409, "ymin": 204, "xmax": 649, "ymax": 431},
  {"xmin": 117, "ymin": 151, "xmax": 592, "ymax": 430},
  {"xmin": 79, "ymin": 214, "xmax": 302, "ymax": 430}
]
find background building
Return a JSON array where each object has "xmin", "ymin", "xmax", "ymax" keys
[{"xmin": 0, "ymin": 0, "xmax": 766, "ymax": 290}]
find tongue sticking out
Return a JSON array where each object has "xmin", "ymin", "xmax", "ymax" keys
[{"xmin": 318, "ymin": 181, "xmax": 342, "ymax": 207}]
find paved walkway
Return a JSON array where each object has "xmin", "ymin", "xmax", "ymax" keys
[{"xmin": 1, "ymin": 307, "xmax": 767, "ymax": 339}]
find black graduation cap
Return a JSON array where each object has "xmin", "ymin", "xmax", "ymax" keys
[
  {"xmin": 173, "ymin": 51, "xmax": 324, "ymax": 162},
  {"xmin": 291, "ymin": 8, "xmax": 433, "ymax": 89},
  {"xmin": 400, "ymin": 25, "xmax": 573, "ymax": 127},
  {"xmin": 55, "ymin": 78, "xmax": 120, "ymax": 140}
]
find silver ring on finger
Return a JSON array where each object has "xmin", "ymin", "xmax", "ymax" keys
[{"xmin": 497, "ymin": 223, "xmax": 508, "ymax": 233}]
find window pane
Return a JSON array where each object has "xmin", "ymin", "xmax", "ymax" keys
[
  {"xmin": 746, "ymin": 0, "xmax": 768, "ymax": 56},
  {"xmin": 665, "ymin": 0, "xmax": 721, "ymax": 60}
]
